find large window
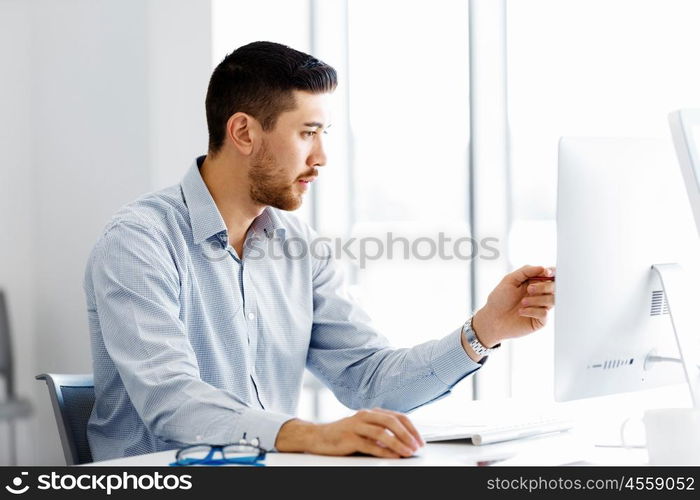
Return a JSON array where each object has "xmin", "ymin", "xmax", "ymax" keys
[
  {"xmin": 299, "ymin": 0, "xmax": 474, "ymax": 420},
  {"xmin": 346, "ymin": 0, "xmax": 470, "ymax": 348},
  {"xmin": 334, "ymin": 0, "xmax": 474, "ymax": 420},
  {"xmin": 507, "ymin": 0, "xmax": 700, "ymax": 400}
]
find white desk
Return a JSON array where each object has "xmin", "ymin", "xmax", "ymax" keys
[
  {"xmin": 89, "ymin": 395, "xmax": 668, "ymax": 467},
  {"xmin": 91, "ymin": 431, "xmax": 648, "ymax": 467}
]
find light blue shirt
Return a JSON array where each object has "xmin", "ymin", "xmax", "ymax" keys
[{"xmin": 84, "ymin": 156, "xmax": 483, "ymax": 461}]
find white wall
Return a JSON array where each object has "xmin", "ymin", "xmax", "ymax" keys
[
  {"xmin": 148, "ymin": 0, "xmax": 212, "ymax": 188},
  {"xmin": 0, "ymin": 0, "xmax": 210, "ymax": 465},
  {"xmin": 0, "ymin": 0, "xmax": 36, "ymax": 465}
]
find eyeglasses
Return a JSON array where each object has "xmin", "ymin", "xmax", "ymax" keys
[{"xmin": 170, "ymin": 440, "xmax": 267, "ymax": 467}]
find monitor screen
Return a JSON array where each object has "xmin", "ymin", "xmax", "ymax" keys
[
  {"xmin": 691, "ymin": 125, "xmax": 700, "ymax": 188},
  {"xmin": 669, "ymin": 109, "xmax": 700, "ymax": 237},
  {"xmin": 555, "ymin": 137, "xmax": 698, "ymax": 402}
]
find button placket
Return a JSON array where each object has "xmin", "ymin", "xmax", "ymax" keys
[
  {"xmin": 241, "ymin": 254, "xmax": 259, "ymax": 360},
  {"xmin": 242, "ymin": 232, "xmax": 262, "ymax": 407}
]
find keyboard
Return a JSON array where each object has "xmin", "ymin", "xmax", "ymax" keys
[{"xmin": 418, "ymin": 415, "xmax": 575, "ymax": 446}]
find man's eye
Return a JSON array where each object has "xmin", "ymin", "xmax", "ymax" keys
[{"xmin": 303, "ymin": 131, "xmax": 316, "ymax": 137}]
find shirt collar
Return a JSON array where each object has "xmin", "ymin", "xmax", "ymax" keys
[
  {"xmin": 251, "ymin": 204, "xmax": 286, "ymax": 241},
  {"xmin": 181, "ymin": 156, "xmax": 286, "ymax": 245}
]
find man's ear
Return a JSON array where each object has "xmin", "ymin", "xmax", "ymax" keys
[{"xmin": 226, "ymin": 112, "xmax": 259, "ymax": 156}]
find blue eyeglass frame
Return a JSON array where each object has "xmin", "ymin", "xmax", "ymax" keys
[{"xmin": 169, "ymin": 443, "xmax": 267, "ymax": 467}]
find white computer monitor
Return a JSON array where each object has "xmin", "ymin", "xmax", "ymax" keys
[
  {"xmin": 669, "ymin": 109, "xmax": 700, "ymax": 236},
  {"xmin": 554, "ymin": 137, "xmax": 700, "ymax": 402}
]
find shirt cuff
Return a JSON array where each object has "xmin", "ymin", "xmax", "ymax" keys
[
  {"xmin": 231, "ymin": 407, "xmax": 295, "ymax": 452},
  {"xmin": 430, "ymin": 327, "xmax": 483, "ymax": 386}
]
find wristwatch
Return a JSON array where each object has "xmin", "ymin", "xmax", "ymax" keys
[{"xmin": 462, "ymin": 315, "xmax": 501, "ymax": 357}]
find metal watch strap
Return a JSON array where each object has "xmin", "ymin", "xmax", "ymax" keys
[{"xmin": 462, "ymin": 316, "xmax": 501, "ymax": 356}]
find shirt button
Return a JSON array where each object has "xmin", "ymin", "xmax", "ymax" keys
[{"xmin": 247, "ymin": 312, "xmax": 255, "ymax": 320}]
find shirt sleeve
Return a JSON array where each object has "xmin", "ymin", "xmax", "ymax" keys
[
  {"xmin": 89, "ymin": 221, "xmax": 293, "ymax": 451},
  {"xmin": 305, "ymin": 240, "xmax": 483, "ymax": 413}
]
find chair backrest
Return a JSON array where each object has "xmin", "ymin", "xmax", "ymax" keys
[
  {"xmin": 0, "ymin": 290, "xmax": 15, "ymax": 397},
  {"xmin": 35, "ymin": 373, "xmax": 95, "ymax": 465}
]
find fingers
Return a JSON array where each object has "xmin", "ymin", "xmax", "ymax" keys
[
  {"xmin": 354, "ymin": 436, "xmax": 402, "ymax": 459},
  {"xmin": 526, "ymin": 281, "xmax": 555, "ymax": 295},
  {"xmin": 372, "ymin": 408, "xmax": 425, "ymax": 446},
  {"xmin": 508, "ymin": 265, "xmax": 553, "ymax": 286},
  {"xmin": 356, "ymin": 409, "xmax": 421, "ymax": 455},
  {"xmin": 521, "ymin": 294, "xmax": 554, "ymax": 308},
  {"xmin": 355, "ymin": 422, "xmax": 415, "ymax": 457},
  {"xmin": 518, "ymin": 306, "xmax": 549, "ymax": 321}
]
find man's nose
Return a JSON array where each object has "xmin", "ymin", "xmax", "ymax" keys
[{"xmin": 309, "ymin": 140, "xmax": 327, "ymax": 168}]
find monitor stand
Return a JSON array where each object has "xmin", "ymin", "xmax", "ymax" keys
[{"xmin": 651, "ymin": 263, "xmax": 700, "ymax": 408}]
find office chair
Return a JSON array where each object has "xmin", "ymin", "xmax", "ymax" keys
[
  {"xmin": 0, "ymin": 290, "xmax": 32, "ymax": 465},
  {"xmin": 35, "ymin": 373, "xmax": 94, "ymax": 465}
]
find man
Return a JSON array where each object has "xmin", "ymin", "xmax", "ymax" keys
[{"xmin": 84, "ymin": 41, "xmax": 555, "ymax": 461}]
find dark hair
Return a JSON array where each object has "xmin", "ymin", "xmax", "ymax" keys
[{"xmin": 205, "ymin": 41, "xmax": 337, "ymax": 154}]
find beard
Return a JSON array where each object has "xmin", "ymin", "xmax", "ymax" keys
[{"xmin": 248, "ymin": 141, "xmax": 306, "ymax": 211}]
